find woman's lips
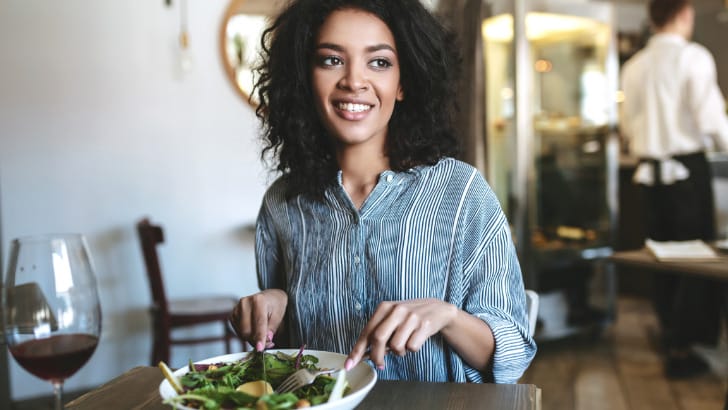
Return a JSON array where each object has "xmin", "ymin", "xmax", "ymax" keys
[{"xmin": 334, "ymin": 101, "xmax": 373, "ymax": 120}]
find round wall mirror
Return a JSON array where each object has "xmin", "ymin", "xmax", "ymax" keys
[{"xmin": 220, "ymin": 0, "xmax": 284, "ymax": 107}]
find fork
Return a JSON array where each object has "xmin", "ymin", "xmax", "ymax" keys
[{"xmin": 275, "ymin": 368, "xmax": 340, "ymax": 393}]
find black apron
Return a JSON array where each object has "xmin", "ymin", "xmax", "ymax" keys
[{"xmin": 639, "ymin": 151, "xmax": 721, "ymax": 348}]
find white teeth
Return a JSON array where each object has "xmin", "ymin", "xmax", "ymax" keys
[{"xmin": 336, "ymin": 102, "xmax": 371, "ymax": 113}]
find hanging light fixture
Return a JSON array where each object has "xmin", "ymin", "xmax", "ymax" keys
[
  {"xmin": 165, "ymin": 0, "xmax": 193, "ymax": 74},
  {"xmin": 178, "ymin": 0, "xmax": 193, "ymax": 72}
]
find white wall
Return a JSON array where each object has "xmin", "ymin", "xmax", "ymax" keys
[{"xmin": 0, "ymin": 0, "xmax": 269, "ymax": 400}]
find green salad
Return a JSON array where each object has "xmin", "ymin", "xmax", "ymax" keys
[{"xmin": 162, "ymin": 350, "xmax": 348, "ymax": 410}]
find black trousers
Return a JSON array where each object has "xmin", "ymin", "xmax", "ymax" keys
[{"xmin": 640, "ymin": 151, "xmax": 723, "ymax": 349}]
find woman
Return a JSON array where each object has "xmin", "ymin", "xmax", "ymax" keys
[{"xmin": 230, "ymin": 0, "xmax": 536, "ymax": 384}]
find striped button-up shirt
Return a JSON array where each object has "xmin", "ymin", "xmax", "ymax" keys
[{"xmin": 256, "ymin": 158, "xmax": 536, "ymax": 383}]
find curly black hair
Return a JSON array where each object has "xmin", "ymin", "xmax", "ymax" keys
[{"xmin": 254, "ymin": 0, "xmax": 461, "ymax": 199}]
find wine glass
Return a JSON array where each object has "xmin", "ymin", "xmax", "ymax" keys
[{"xmin": 2, "ymin": 234, "xmax": 102, "ymax": 410}]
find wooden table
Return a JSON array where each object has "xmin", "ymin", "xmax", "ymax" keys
[
  {"xmin": 66, "ymin": 367, "xmax": 542, "ymax": 410},
  {"xmin": 609, "ymin": 247, "xmax": 728, "ymax": 282}
]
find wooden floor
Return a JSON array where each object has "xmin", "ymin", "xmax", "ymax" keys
[{"xmin": 521, "ymin": 296, "xmax": 727, "ymax": 410}]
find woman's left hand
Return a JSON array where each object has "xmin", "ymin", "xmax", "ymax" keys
[{"xmin": 345, "ymin": 298, "xmax": 457, "ymax": 371}]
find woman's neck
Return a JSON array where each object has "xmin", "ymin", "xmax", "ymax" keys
[{"xmin": 337, "ymin": 144, "xmax": 390, "ymax": 209}]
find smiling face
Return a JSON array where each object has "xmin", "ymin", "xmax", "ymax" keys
[{"xmin": 311, "ymin": 8, "xmax": 404, "ymax": 152}]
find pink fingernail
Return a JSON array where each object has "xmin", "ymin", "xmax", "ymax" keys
[
  {"xmin": 256, "ymin": 341, "xmax": 264, "ymax": 352},
  {"xmin": 377, "ymin": 365, "xmax": 385, "ymax": 370},
  {"xmin": 266, "ymin": 330, "xmax": 274, "ymax": 342},
  {"xmin": 344, "ymin": 358, "xmax": 354, "ymax": 371},
  {"xmin": 265, "ymin": 342, "xmax": 275, "ymax": 349}
]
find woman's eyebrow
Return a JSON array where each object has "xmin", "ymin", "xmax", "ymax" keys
[
  {"xmin": 366, "ymin": 44, "xmax": 396, "ymax": 53},
  {"xmin": 315, "ymin": 43, "xmax": 396, "ymax": 53}
]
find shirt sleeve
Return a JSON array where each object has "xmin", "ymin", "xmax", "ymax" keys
[
  {"xmin": 618, "ymin": 64, "xmax": 633, "ymax": 142},
  {"xmin": 619, "ymin": 57, "xmax": 642, "ymax": 154},
  {"xmin": 255, "ymin": 189, "xmax": 285, "ymax": 291},
  {"xmin": 459, "ymin": 174, "xmax": 537, "ymax": 383},
  {"xmin": 685, "ymin": 45, "xmax": 728, "ymax": 151}
]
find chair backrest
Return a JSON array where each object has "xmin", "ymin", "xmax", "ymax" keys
[
  {"xmin": 525, "ymin": 289, "xmax": 539, "ymax": 338},
  {"xmin": 137, "ymin": 218, "xmax": 168, "ymax": 312}
]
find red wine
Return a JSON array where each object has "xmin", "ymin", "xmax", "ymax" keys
[{"xmin": 9, "ymin": 333, "xmax": 98, "ymax": 381}]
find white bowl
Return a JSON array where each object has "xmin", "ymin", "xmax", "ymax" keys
[{"xmin": 159, "ymin": 349, "xmax": 377, "ymax": 410}]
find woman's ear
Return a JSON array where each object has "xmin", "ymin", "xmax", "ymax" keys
[{"xmin": 397, "ymin": 84, "xmax": 404, "ymax": 101}]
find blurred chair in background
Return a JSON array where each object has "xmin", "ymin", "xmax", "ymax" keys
[
  {"xmin": 526, "ymin": 289, "xmax": 540, "ymax": 338},
  {"xmin": 136, "ymin": 217, "xmax": 242, "ymax": 366}
]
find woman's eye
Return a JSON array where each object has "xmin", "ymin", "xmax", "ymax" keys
[
  {"xmin": 369, "ymin": 58, "xmax": 393, "ymax": 69},
  {"xmin": 319, "ymin": 56, "xmax": 343, "ymax": 66}
]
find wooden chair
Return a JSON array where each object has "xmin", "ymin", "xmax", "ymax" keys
[{"xmin": 136, "ymin": 217, "xmax": 241, "ymax": 366}]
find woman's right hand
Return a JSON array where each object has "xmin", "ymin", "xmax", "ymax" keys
[{"xmin": 229, "ymin": 289, "xmax": 288, "ymax": 351}]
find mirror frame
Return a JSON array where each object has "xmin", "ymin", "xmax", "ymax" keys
[
  {"xmin": 220, "ymin": 0, "xmax": 283, "ymax": 108},
  {"xmin": 220, "ymin": 0, "xmax": 255, "ymax": 108}
]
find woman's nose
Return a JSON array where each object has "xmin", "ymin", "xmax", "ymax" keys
[{"xmin": 338, "ymin": 65, "xmax": 368, "ymax": 91}]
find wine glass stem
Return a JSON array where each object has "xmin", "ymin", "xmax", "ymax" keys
[{"xmin": 52, "ymin": 381, "xmax": 63, "ymax": 410}]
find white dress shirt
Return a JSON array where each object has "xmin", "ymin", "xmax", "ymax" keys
[{"xmin": 620, "ymin": 33, "xmax": 728, "ymax": 184}]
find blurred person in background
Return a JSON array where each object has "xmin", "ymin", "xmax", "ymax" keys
[{"xmin": 620, "ymin": 0, "xmax": 728, "ymax": 378}]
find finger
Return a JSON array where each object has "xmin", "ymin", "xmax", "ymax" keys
[
  {"xmin": 238, "ymin": 298, "xmax": 254, "ymax": 340},
  {"xmin": 228, "ymin": 300, "xmax": 242, "ymax": 336},
  {"xmin": 345, "ymin": 302, "xmax": 395, "ymax": 370},
  {"xmin": 230, "ymin": 297, "xmax": 254, "ymax": 342},
  {"xmin": 366, "ymin": 311, "xmax": 404, "ymax": 368},
  {"xmin": 251, "ymin": 294, "xmax": 270, "ymax": 351},
  {"xmin": 261, "ymin": 289, "xmax": 287, "ymax": 334},
  {"xmin": 345, "ymin": 338, "xmax": 370, "ymax": 371},
  {"xmin": 388, "ymin": 313, "xmax": 420, "ymax": 356},
  {"xmin": 368, "ymin": 342, "xmax": 389, "ymax": 370},
  {"xmin": 405, "ymin": 326, "xmax": 430, "ymax": 353},
  {"xmin": 265, "ymin": 330, "xmax": 275, "ymax": 349},
  {"xmin": 345, "ymin": 302, "xmax": 396, "ymax": 370}
]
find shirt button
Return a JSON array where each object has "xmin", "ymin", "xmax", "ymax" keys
[
  {"xmin": 354, "ymin": 255, "xmax": 360, "ymax": 264},
  {"xmin": 354, "ymin": 302, "xmax": 362, "ymax": 311},
  {"xmin": 385, "ymin": 175, "xmax": 393, "ymax": 183}
]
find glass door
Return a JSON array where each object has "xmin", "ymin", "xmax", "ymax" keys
[{"xmin": 482, "ymin": 0, "xmax": 619, "ymax": 339}]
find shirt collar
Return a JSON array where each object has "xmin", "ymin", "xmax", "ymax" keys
[
  {"xmin": 648, "ymin": 32, "xmax": 687, "ymax": 46},
  {"xmin": 335, "ymin": 168, "xmax": 420, "ymax": 187}
]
